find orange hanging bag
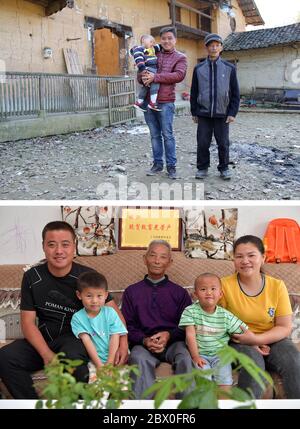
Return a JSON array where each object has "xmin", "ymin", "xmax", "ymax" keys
[{"xmin": 263, "ymin": 218, "xmax": 300, "ymax": 263}]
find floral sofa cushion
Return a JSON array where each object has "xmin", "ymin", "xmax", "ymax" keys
[
  {"xmin": 62, "ymin": 206, "xmax": 116, "ymax": 256},
  {"xmin": 290, "ymin": 294, "xmax": 300, "ymax": 345}
]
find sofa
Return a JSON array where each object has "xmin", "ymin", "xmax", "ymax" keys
[{"xmin": 1, "ymin": 250, "xmax": 300, "ymax": 399}]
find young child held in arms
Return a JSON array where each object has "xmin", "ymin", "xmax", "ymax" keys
[
  {"xmin": 131, "ymin": 34, "xmax": 161, "ymax": 112},
  {"xmin": 179, "ymin": 273, "xmax": 270, "ymax": 391},
  {"xmin": 71, "ymin": 271, "xmax": 127, "ymax": 372}
]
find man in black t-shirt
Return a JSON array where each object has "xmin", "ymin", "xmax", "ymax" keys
[
  {"xmin": 20, "ymin": 262, "xmax": 113, "ymax": 343},
  {"xmin": 0, "ymin": 221, "xmax": 128, "ymax": 399}
]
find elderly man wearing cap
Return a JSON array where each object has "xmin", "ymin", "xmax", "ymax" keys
[{"xmin": 190, "ymin": 33, "xmax": 240, "ymax": 180}]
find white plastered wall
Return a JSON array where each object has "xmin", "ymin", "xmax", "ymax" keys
[{"xmin": 0, "ymin": 204, "xmax": 299, "ymax": 264}]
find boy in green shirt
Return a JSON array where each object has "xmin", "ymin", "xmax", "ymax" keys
[{"xmin": 179, "ymin": 273, "xmax": 254, "ymax": 390}]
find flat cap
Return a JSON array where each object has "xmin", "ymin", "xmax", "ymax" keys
[{"xmin": 204, "ymin": 33, "xmax": 223, "ymax": 46}]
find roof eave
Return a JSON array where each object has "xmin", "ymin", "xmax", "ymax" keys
[
  {"xmin": 24, "ymin": 0, "xmax": 73, "ymax": 16},
  {"xmin": 237, "ymin": 0, "xmax": 265, "ymax": 26},
  {"xmin": 224, "ymin": 40, "xmax": 300, "ymax": 52}
]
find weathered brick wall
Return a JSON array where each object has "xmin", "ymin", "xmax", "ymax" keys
[{"xmin": 0, "ymin": 0, "xmax": 248, "ymax": 88}]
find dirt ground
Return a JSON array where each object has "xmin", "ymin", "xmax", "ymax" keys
[{"xmin": 0, "ymin": 111, "xmax": 299, "ymax": 200}]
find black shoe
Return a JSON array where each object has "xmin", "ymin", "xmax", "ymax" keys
[
  {"xmin": 146, "ymin": 163, "xmax": 163, "ymax": 176},
  {"xmin": 195, "ymin": 169, "xmax": 208, "ymax": 179},
  {"xmin": 167, "ymin": 166, "xmax": 177, "ymax": 180},
  {"xmin": 220, "ymin": 169, "xmax": 232, "ymax": 180}
]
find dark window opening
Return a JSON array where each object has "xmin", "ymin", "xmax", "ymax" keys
[
  {"xmin": 169, "ymin": 4, "xmax": 181, "ymax": 22},
  {"xmin": 200, "ymin": 8, "xmax": 211, "ymax": 32}
]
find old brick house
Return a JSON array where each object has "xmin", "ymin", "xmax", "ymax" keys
[
  {"xmin": 0, "ymin": 0, "xmax": 264, "ymax": 140},
  {"xmin": 0, "ymin": 0, "xmax": 263, "ymax": 83},
  {"xmin": 222, "ymin": 23, "xmax": 300, "ymax": 96}
]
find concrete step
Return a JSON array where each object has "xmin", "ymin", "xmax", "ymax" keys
[{"xmin": 135, "ymin": 100, "xmax": 190, "ymax": 121}]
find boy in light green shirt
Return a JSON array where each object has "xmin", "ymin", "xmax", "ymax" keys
[{"xmin": 179, "ymin": 273, "xmax": 254, "ymax": 389}]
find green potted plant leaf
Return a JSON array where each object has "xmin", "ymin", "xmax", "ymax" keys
[
  {"xmin": 143, "ymin": 345, "xmax": 273, "ymax": 409},
  {"xmin": 35, "ymin": 352, "xmax": 139, "ymax": 409}
]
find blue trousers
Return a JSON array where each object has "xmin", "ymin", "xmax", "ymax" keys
[{"xmin": 144, "ymin": 102, "xmax": 176, "ymax": 167}]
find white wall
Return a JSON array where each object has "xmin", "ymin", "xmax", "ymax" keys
[
  {"xmin": 0, "ymin": 206, "xmax": 61, "ymax": 264},
  {"xmin": 223, "ymin": 44, "xmax": 300, "ymax": 94},
  {"xmin": 234, "ymin": 205, "xmax": 300, "ymax": 237},
  {"xmin": 0, "ymin": 204, "xmax": 299, "ymax": 264}
]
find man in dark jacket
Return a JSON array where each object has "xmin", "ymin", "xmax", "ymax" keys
[
  {"xmin": 190, "ymin": 33, "xmax": 240, "ymax": 180},
  {"xmin": 122, "ymin": 240, "xmax": 193, "ymax": 399},
  {"xmin": 140, "ymin": 27, "xmax": 187, "ymax": 180}
]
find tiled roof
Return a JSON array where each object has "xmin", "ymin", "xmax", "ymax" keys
[{"xmin": 223, "ymin": 23, "xmax": 300, "ymax": 51}]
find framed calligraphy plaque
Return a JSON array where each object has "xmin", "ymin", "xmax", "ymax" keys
[{"xmin": 119, "ymin": 207, "xmax": 182, "ymax": 250}]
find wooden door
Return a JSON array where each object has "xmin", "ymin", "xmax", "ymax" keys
[{"xmin": 94, "ymin": 28, "xmax": 120, "ymax": 76}]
